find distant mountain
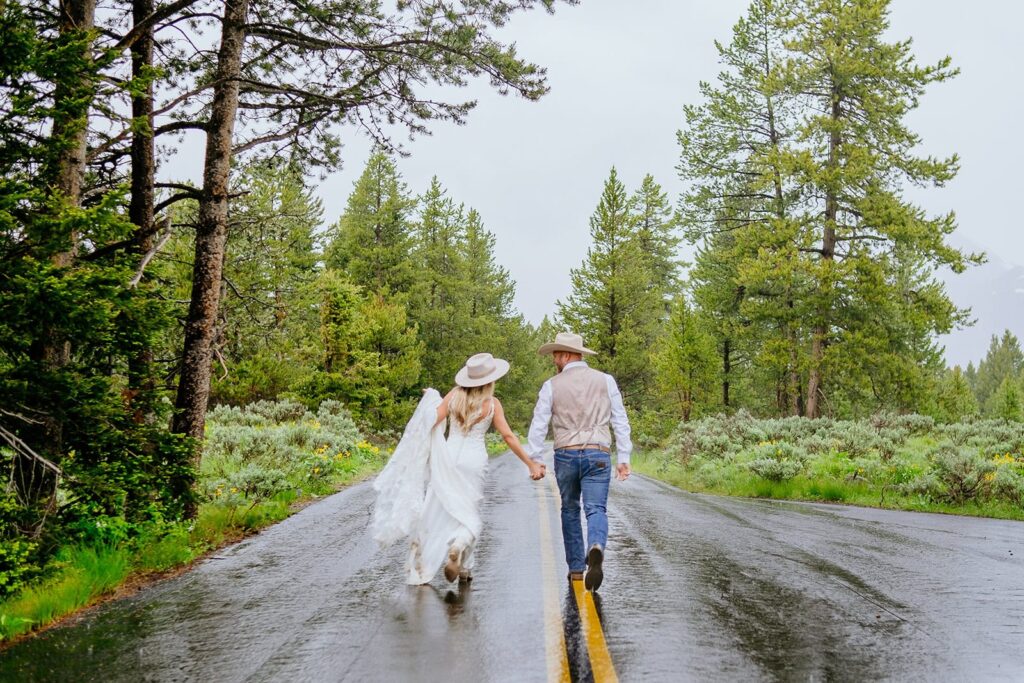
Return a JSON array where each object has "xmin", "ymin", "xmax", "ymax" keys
[{"xmin": 937, "ymin": 233, "xmax": 1024, "ymax": 368}]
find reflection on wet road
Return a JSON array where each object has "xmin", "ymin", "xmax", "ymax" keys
[{"xmin": 2, "ymin": 452, "xmax": 1023, "ymax": 681}]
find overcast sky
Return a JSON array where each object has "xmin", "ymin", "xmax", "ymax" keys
[{"xmin": 165, "ymin": 1, "xmax": 1024, "ymax": 362}]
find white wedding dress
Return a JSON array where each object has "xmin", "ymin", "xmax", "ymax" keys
[{"xmin": 371, "ymin": 389, "xmax": 492, "ymax": 584}]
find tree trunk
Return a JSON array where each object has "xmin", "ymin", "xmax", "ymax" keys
[
  {"xmin": 126, "ymin": 0, "xmax": 157, "ymax": 407},
  {"xmin": 787, "ymin": 318, "xmax": 801, "ymax": 416},
  {"xmin": 806, "ymin": 92, "xmax": 841, "ymax": 418},
  {"xmin": 19, "ymin": 0, "xmax": 97, "ymax": 509},
  {"xmin": 37, "ymin": 0, "xmax": 96, "ymax": 434},
  {"xmin": 722, "ymin": 337, "xmax": 731, "ymax": 408},
  {"xmin": 51, "ymin": 0, "xmax": 96, "ymax": 223},
  {"xmin": 172, "ymin": 0, "xmax": 248, "ymax": 457}
]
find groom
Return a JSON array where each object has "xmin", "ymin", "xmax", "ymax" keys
[{"xmin": 527, "ymin": 332, "xmax": 633, "ymax": 592}]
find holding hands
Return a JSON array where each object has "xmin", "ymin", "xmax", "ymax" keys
[{"xmin": 528, "ymin": 461, "xmax": 546, "ymax": 481}]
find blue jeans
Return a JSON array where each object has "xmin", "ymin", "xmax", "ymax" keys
[{"xmin": 554, "ymin": 448, "xmax": 611, "ymax": 573}]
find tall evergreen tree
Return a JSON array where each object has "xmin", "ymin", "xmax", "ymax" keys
[
  {"xmin": 934, "ymin": 366, "xmax": 979, "ymax": 423},
  {"xmin": 654, "ymin": 297, "xmax": 718, "ymax": 421},
  {"xmin": 631, "ymin": 174, "xmax": 681, "ymax": 302},
  {"xmin": 558, "ymin": 168, "xmax": 660, "ymax": 404},
  {"xmin": 782, "ymin": 0, "xmax": 975, "ymax": 416},
  {"xmin": 410, "ymin": 178, "xmax": 470, "ymax": 389},
  {"xmin": 973, "ymin": 330, "xmax": 1024, "ymax": 410},
  {"xmin": 303, "ymin": 271, "xmax": 422, "ymax": 427},
  {"xmin": 326, "ymin": 149, "xmax": 416, "ymax": 295},
  {"xmin": 678, "ymin": 0, "xmax": 806, "ymax": 416},
  {"xmin": 462, "ymin": 209, "xmax": 516, "ymax": 324},
  {"xmin": 988, "ymin": 376, "xmax": 1023, "ymax": 423}
]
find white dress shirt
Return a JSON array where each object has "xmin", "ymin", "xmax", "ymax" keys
[{"xmin": 527, "ymin": 361, "xmax": 633, "ymax": 464}]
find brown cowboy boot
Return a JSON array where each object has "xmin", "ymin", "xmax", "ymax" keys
[{"xmin": 444, "ymin": 546, "xmax": 462, "ymax": 583}]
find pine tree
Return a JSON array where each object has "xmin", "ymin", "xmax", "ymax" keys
[
  {"xmin": 988, "ymin": 376, "xmax": 1023, "ymax": 423},
  {"xmin": 326, "ymin": 149, "xmax": 416, "ymax": 295},
  {"xmin": 303, "ymin": 271, "xmax": 423, "ymax": 427},
  {"xmin": 678, "ymin": 0, "xmax": 806, "ymax": 416},
  {"xmin": 631, "ymin": 174, "xmax": 681, "ymax": 302},
  {"xmin": 558, "ymin": 168, "xmax": 660, "ymax": 404},
  {"xmin": 973, "ymin": 330, "xmax": 1024, "ymax": 410},
  {"xmin": 689, "ymin": 231, "xmax": 748, "ymax": 411},
  {"xmin": 462, "ymin": 209, "xmax": 516, "ymax": 323},
  {"xmin": 654, "ymin": 297, "xmax": 718, "ymax": 421},
  {"xmin": 216, "ymin": 161, "xmax": 322, "ymax": 403},
  {"xmin": 409, "ymin": 178, "xmax": 471, "ymax": 389},
  {"xmin": 934, "ymin": 366, "xmax": 979, "ymax": 423},
  {"xmin": 783, "ymin": 0, "xmax": 975, "ymax": 416}
]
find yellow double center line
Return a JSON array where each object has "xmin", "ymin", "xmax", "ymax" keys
[
  {"xmin": 536, "ymin": 475, "xmax": 571, "ymax": 682},
  {"xmin": 536, "ymin": 464, "xmax": 619, "ymax": 683}
]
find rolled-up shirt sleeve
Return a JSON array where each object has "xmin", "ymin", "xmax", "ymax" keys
[
  {"xmin": 527, "ymin": 380, "xmax": 553, "ymax": 461},
  {"xmin": 605, "ymin": 375, "xmax": 633, "ymax": 464}
]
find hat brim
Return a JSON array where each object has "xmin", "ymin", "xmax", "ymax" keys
[
  {"xmin": 537, "ymin": 343, "xmax": 597, "ymax": 357},
  {"xmin": 454, "ymin": 358, "xmax": 510, "ymax": 388}
]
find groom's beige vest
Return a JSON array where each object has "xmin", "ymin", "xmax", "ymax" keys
[{"xmin": 550, "ymin": 365, "xmax": 612, "ymax": 449}]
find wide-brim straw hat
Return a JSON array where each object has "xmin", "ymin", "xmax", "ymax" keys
[
  {"xmin": 455, "ymin": 352, "xmax": 511, "ymax": 388},
  {"xmin": 537, "ymin": 332, "xmax": 597, "ymax": 357}
]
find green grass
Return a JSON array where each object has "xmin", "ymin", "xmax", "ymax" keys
[
  {"xmin": 0, "ymin": 466, "xmax": 382, "ymax": 644},
  {"xmin": 0, "ymin": 545, "xmax": 132, "ymax": 642},
  {"xmin": 632, "ymin": 449, "xmax": 1024, "ymax": 522}
]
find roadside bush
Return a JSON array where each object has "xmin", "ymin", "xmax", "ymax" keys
[
  {"xmin": 741, "ymin": 442, "xmax": 808, "ymax": 482},
  {"xmin": 202, "ymin": 399, "xmax": 372, "ymax": 504},
  {"xmin": 0, "ymin": 537, "xmax": 39, "ymax": 600},
  {"xmin": 644, "ymin": 411, "xmax": 1024, "ymax": 519},
  {"xmin": 746, "ymin": 458, "xmax": 803, "ymax": 482},
  {"xmin": 664, "ymin": 425, "xmax": 700, "ymax": 465},
  {"xmin": 991, "ymin": 466, "xmax": 1024, "ymax": 505},
  {"xmin": 926, "ymin": 445, "xmax": 996, "ymax": 504},
  {"xmin": 832, "ymin": 421, "xmax": 881, "ymax": 458}
]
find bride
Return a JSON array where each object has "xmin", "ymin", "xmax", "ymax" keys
[{"xmin": 372, "ymin": 353, "xmax": 545, "ymax": 585}]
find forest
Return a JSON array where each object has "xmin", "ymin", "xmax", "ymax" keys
[{"xmin": 1, "ymin": 0, "xmax": 1022, "ymax": 641}]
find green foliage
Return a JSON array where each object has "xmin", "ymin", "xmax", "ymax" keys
[
  {"xmin": 972, "ymin": 331, "xmax": 1023, "ymax": 410},
  {"xmin": 742, "ymin": 442, "xmax": 808, "ymax": 481},
  {"xmin": 654, "ymin": 297, "xmax": 718, "ymax": 422},
  {"xmin": 325, "ymin": 148, "xmax": 416, "ymax": 294},
  {"xmin": 676, "ymin": 0, "xmax": 977, "ymax": 419},
  {"xmin": 987, "ymin": 376, "xmax": 1023, "ymax": 422},
  {"xmin": 0, "ymin": 534, "xmax": 38, "ymax": 601},
  {"xmin": 921, "ymin": 445, "xmax": 996, "ymax": 504},
  {"xmin": 300, "ymin": 271, "xmax": 423, "ymax": 428},
  {"xmin": 558, "ymin": 168, "xmax": 675, "ymax": 406},
  {"xmin": 202, "ymin": 399, "xmax": 372, "ymax": 501},
  {"xmin": 933, "ymin": 366, "xmax": 980, "ymax": 423},
  {"xmin": 158, "ymin": 161, "xmax": 324, "ymax": 407},
  {"xmin": 644, "ymin": 412, "xmax": 1024, "ymax": 517}
]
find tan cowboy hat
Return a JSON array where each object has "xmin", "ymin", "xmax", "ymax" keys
[
  {"xmin": 537, "ymin": 331, "xmax": 597, "ymax": 357},
  {"xmin": 455, "ymin": 352, "xmax": 510, "ymax": 388}
]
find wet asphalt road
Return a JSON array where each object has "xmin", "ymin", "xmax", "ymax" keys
[{"xmin": 2, "ymin": 450, "xmax": 1023, "ymax": 682}]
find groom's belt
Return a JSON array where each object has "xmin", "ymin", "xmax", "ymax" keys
[{"xmin": 559, "ymin": 443, "xmax": 610, "ymax": 453}]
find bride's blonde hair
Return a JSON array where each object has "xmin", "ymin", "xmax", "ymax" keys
[{"xmin": 449, "ymin": 383, "xmax": 494, "ymax": 432}]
